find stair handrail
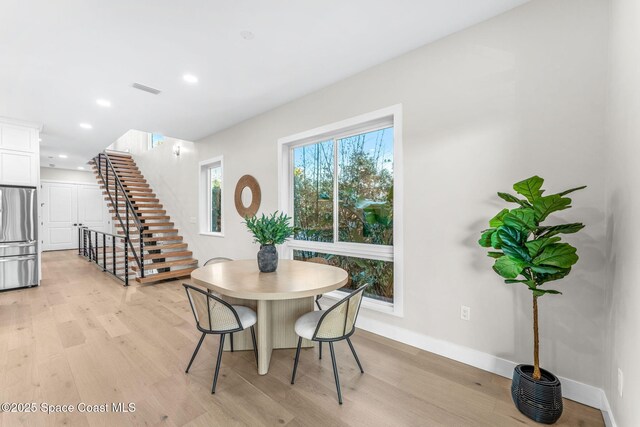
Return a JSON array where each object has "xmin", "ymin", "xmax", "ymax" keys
[
  {"xmin": 94, "ymin": 151, "xmax": 145, "ymax": 279},
  {"xmin": 78, "ymin": 225, "xmax": 132, "ymax": 285}
]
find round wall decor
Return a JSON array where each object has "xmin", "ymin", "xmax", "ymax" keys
[{"xmin": 234, "ymin": 175, "xmax": 261, "ymax": 218}]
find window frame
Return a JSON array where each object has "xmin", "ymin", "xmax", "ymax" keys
[
  {"xmin": 278, "ymin": 105, "xmax": 403, "ymax": 317},
  {"xmin": 149, "ymin": 133, "xmax": 165, "ymax": 150},
  {"xmin": 199, "ymin": 156, "xmax": 224, "ymax": 237}
]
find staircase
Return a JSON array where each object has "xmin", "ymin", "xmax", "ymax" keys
[{"xmin": 88, "ymin": 151, "xmax": 198, "ymax": 284}]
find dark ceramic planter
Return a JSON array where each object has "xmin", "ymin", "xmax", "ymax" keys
[
  {"xmin": 257, "ymin": 244, "xmax": 278, "ymax": 272},
  {"xmin": 511, "ymin": 364, "xmax": 563, "ymax": 424}
]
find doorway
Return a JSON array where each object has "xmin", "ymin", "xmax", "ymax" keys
[{"xmin": 41, "ymin": 181, "xmax": 111, "ymax": 251}]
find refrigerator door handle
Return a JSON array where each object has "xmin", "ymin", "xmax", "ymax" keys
[
  {"xmin": 0, "ymin": 241, "xmax": 37, "ymax": 248},
  {"xmin": 0, "ymin": 255, "xmax": 36, "ymax": 263}
]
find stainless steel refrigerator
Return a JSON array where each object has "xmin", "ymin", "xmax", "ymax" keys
[{"xmin": 0, "ymin": 185, "xmax": 38, "ymax": 290}]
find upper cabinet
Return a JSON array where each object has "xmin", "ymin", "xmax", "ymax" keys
[
  {"xmin": 0, "ymin": 124, "xmax": 38, "ymax": 153},
  {"xmin": 0, "ymin": 119, "xmax": 41, "ymax": 186}
]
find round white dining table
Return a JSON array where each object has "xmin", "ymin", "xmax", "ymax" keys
[{"xmin": 191, "ymin": 259, "xmax": 348, "ymax": 375}]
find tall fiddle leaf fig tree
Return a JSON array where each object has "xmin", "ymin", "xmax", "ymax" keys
[{"xmin": 478, "ymin": 176, "xmax": 585, "ymax": 381}]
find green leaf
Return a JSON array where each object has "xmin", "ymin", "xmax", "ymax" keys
[
  {"xmin": 504, "ymin": 279, "xmax": 535, "ymax": 286},
  {"xmin": 537, "ymin": 268, "xmax": 571, "ymax": 284},
  {"xmin": 478, "ymin": 229, "xmax": 495, "ymax": 248},
  {"xmin": 497, "ymin": 227, "xmax": 530, "ymax": 263},
  {"xmin": 533, "ymin": 195, "xmax": 572, "ymax": 222},
  {"xmin": 526, "ymin": 236, "xmax": 561, "ymax": 257},
  {"xmin": 537, "ymin": 223, "xmax": 585, "ymax": 237},
  {"xmin": 503, "ymin": 208, "xmax": 537, "ymax": 231},
  {"xmin": 501, "ymin": 243, "xmax": 531, "ymax": 263},
  {"xmin": 489, "ymin": 209, "xmax": 509, "ymax": 228},
  {"xmin": 493, "ymin": 256, "xmax": 526, "ymax": 279},
  {"xmin": 533, "ymin": 243, "xmax": 579, "ymax": 268},
  {"xmin": 243, "ymin": 211, "xmax": 293, "ymax": 245},
  {"xmin": 497, "ymin": 192, "xmax": 532, "ymax": 208},
  {"xmin": 487, "ymin": 251, "xmax": 504, "ymax": 259},
  {"xmin": 556, "ymin": 186, "xmax": 587, "ymax": 197},
  {"xmin": 513, "ymin": 176, "xmax": 545, "ymax": 203},
  {"xmin": 490, "ymin": 230, "xmax": 503, "ymax": 249},
  {"xmin": 497, "ymin": 226, "xmax": 525, "ymax": 248},
  {"xmin": 533, "ymin": 288, "xmax": 562, "ymax": 297},
  {"xmin": 529, "ymin": 264, "xmax": 565, "ymax": 274}
]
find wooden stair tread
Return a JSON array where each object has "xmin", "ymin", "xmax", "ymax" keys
[
  {"xmin": 131, "ymin": 258, "xmax": 197, "ymax": 271},
  {"xmin": 123, "ymin": 235, "xmax": 183, "ymax": 243},
  {"xmin": 115, "ymin": 222, "xmax": 174, "ymax": 228},
  {"xmin": 129, "ymin": 250, "xmax": 192, "ymax": 261},
  {"xmin": 140, "ymin": 229, "xmax": 179, "ymax": 235},
  {"xmin": 112, "ymin": 215, "xmax": 170, "ymax": 221},
  {"xmin": 135, "ymin": 268, "xmax": 196, "ymax": 284},
  {"xmin": 144, "ymin": 243, "xmax": 188, "ymax": 250},
  {"xmin": 101, "ymin": 186, "xmax": 153, "ymax": 193},
  {"xmin": 110, "ymin": 209, "xmax": 166, "ymax": 214},
  {"xmin": 144, "ymin": 235, "xmax": 182, "ymax": 242},
  {"xmin": 106, "ymin": 195, "xmax": 158, "ymax": 201}
]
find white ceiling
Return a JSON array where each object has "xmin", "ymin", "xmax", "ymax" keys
[{"xmin": 0, "ymin": 0, "xmax": 528, "ymax": 170}]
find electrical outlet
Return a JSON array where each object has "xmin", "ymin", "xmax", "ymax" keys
[
  {"xmin": 618, "ymin": 368, "xmax": 624, "ymax": 397},
  {"xmin": 461, "ymin": 305, "xmax": 471, "ymax": 321}
]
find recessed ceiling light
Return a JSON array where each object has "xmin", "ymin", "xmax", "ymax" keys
[
  {"xmin": 183, "ymin": 74, "xmax": 198, "ymax": 84},
  {"xmin": 58, "ymin": 154, "xmax": 68, "ymax": 159},
  {"xmin": 96, "ymin": 99, "xmax": 111, "ymax": 107},
  {"xmin": 79, "ymin": 123, "xmax": 93, "ymax": 129},
  {"xmin": 77, "ymin": 166, "xmax": 85, "ymax": 170},
  {"xmin": 240, "ymin": 30, "xmax": 255, "ymax": 40}
]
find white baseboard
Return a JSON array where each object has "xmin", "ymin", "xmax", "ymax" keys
[
  {"xmin": 354, "ymin": 313, "xmax": 614, "ymax": 423},
  {"xmin": 600, "ymin": 390, "xmax": 617, "ymax": 427}
]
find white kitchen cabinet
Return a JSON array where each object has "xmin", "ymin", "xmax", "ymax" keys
[
  {"xmin": 0, "ymin": 119, "xmax": 41, "ymax": 187},
  {"xmin": 0, "ymin": 124, "xmax": 38, "ymax": 153},
  {"xmin": 0, "ymin": 150, "xmax": 36, "ymax": 185}
]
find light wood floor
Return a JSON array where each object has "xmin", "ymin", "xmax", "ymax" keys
[{"xmin": 0, "ymin": 250, "xmax": 603, "ymax": 426}]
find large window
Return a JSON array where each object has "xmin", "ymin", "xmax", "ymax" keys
[
  {"xmin": 279, "ymin": 106, "xmax": 402, "ymax": 315},
  {"xmin": 199, "ymin": 156, "xmax": 223, "ymax": 236}
]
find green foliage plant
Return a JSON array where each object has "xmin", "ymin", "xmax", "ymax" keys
[
  {"xmin": 244, "ymin": 211, "xmax": 294, "ymax": 246},
  {"xmin": 478, "ymin": 176, "xmax": 586, "ymax": 381}
]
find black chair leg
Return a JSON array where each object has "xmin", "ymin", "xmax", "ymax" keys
[
  {"xmin": 315, "ymin": 295, "xmax": 322, "ymax": 310},
  {"xmin": 212, "ymin": 334, "xmax": 226, "ymax": 394},
  {"xmin": 346, "ymin": 337, "xmax": 364, "ymax": 373},
  {"xmin": 186, "ymin": 332, "xmax": 206, "ymax": 373},
  {"xmin": 329, "ymin": 342, "xmax": 343, "ymax": 404},
  {"xmin": 250, "ymin": 326, "xmax": 258, "ymax": 368},
  {"xmin": 319, "ymin": 341, "xmax": 322, "ymax": 359},
  {"xmin": 291, "ymin": 337, "xmax": 302, "ymax": 384},
  {"xmin": 230, "ymin": 333, "xmax": 234, "ymax": 352}
]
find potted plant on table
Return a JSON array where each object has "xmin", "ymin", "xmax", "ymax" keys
[
  {"xmin": 244, "ymin": 211, "xmax": 294, "ymax": 273},
  {"xmin": 477, "ymin": 176, "xmax": 585, "ymax": 424}
]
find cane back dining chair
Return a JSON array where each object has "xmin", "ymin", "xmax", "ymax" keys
[
  {"xmin": 201, "ymin": 257, "xmax": 241, "ymax": 352},
  {"xmin": 290, "ymin": 283, "xmax": 370, "ymax": 404},
  {"xmin": 183, "ymin": 283, "xmax": 258, "ymax": 394}
]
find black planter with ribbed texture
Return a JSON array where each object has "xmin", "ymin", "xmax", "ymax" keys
[
  {"xmin": 257, "ymin": 244, "xmax": 278, "ymax": 272},
  {"xmin": 511, "ymin": 364, "xmax": 563, "ymax": 424}
]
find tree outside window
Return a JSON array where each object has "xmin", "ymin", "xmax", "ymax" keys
[{"xmin": 291, "ymin": 127, "xmax": 394, "ymax": 302}]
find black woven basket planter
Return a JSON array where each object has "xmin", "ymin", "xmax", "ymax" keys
[{"xmin": 511, "ymin": 364, "xmax": 563, "ymax": 424}]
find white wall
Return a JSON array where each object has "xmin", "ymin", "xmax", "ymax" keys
[
  {"xmin": 40, "ymin": 167, "xmax": 95, "ymax": 184},
  {"xmin": 109, "ymin": 129, "xmax": 150, "ymax": 154},
  {"xmin": 127, "ymin": 0, "xmax": 609, "ymax": 397},
  {"xmin": 605, "ymin": 0, "xmax": 640, "ymax": 424}
]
